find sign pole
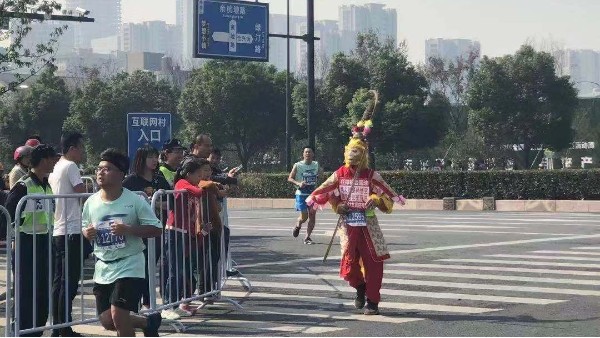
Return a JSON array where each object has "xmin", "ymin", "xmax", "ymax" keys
[
  {"xmin": 306, "ymin": 0, "xmax": 316, "ymax": 149},
  {"xmin": 285, "ymin": 0, "xmax": 292, "ymax": 171}
]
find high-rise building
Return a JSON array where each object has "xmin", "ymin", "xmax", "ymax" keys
[
  {"xmin": 296, "ymin": 20, "xmax": 341, "ymax": 78},
  {"xmin": 425, "ymin": 38, "xmax": 481, "ymax": 63},
  {"xmin": 560, "ymin": 49, "xmax": 600, "ymax": 97},
  {"xmin": 120, "ymin": 21, "xmax": 180, "ymax": 57},
  {"xmin": 15, "ymin": 20, "xmax": 75, "ymax": 57},
  {"xmin": 63, "ymin": 0, "xmax": 121, "ymax": 49},
  {"xmin": 181, "ymin": 0, "xmax": 201, "ymax": 68},
  {"xmin": 176, "ymin": 0, "xmax": 185, "ymax": 27},
  {"xmin": 269, "ymin": 14, "xmax": 304, "ymax": 73},
  {"xmin": 338, "ymin": 3, "xmax": 397, "ymax": 51}
]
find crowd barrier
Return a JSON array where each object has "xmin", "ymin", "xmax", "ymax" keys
[
  {"xmin": 80, "ymin": 176, "xmax": 97, "ymax": 193},
  {"xmin": 1, "ymin": 205, "xmax": 13, "ymax": 338},
  {"xmin": 220, "ymin": 198, "xmax": 252, "ymax": 292},
  {"xmin": 3, "ymin": 187, "xmax": 249, "ymax": 336},
  {"xmin": 148, "ymin": 190, "xmax": 243, "ymax": 323}
]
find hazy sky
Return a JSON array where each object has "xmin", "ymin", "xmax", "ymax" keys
[{"xmin": 121, "ymin": 0, "xmax": 600, "ymax": 63}]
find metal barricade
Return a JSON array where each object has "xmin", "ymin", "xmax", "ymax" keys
[
  {"xmin": 148, "ymin": 190, "xmax": 242, "ymax": 325},
  {"xmin": 81, "ymin": 176, "xmax": 97, "ymax": 193},
  {"xmin": 0, "ymin": 205, "xmax": 13, "ymax": 338},
  {"xmin": 10, "ymin": 193, "xmax": 96, "ymax": 337},
  {"xmin": 221, "ymin": 198, "xmax": 252, "ymax": 291}
]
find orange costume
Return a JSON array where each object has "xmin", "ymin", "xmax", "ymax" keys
[{"xmin": 306, "ymin": 91, "xmax": 405, "ymax": 315}]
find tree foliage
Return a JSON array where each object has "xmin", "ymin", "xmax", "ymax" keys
[
  {"xmin": 468, "ymin": 45, "xmax": 578, "ymax": 169},
  {"xmin": 0, "ymin": 65, "xmax": 69, "ymax": 156},
  {"xmin": 422, "ymin": 47, "xmax": 480, "ymax": 133},
  {"xmin": 292, "ymin": 31, "xmax": 445, "ymax": 169},
  {"xmin": 178, "ymin": 60, "xmax": 288, "ymax": 169},
  {"xmin": 65, "ymin": 71, "xmax": 178, "ymax": 166},
  {"xmin": 0, "ymin": 0, "xmax": 67, "ymax": 95}
]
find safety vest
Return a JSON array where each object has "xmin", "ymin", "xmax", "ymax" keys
[
  {"xmin": 20, "ymin": 177, "xmax": 53, "ymax": 234},
  {"xmin": 159, "ymin": 165, "xmax": 176, "ymax": 187}
]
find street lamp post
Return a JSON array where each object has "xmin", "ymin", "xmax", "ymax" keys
[
  {"xmin": 269, "ymin": 1, "xmax": 319, "ymax": 171},
  {"xmin": 306, "ymin": 0, "xmax": 315, "ymax": 149}
]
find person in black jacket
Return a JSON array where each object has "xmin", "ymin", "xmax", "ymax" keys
[
  {"xmin": 208, "ymin": 148, "xmax": 240, "ymax": 188},
  {"xmin": 207, "ymin": 148, "xmax": 241, "ymax": 279}
]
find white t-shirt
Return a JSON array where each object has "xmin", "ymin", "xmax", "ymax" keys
[{"xmin": 49, "ymin": 158, "xmax": 84, "ymax": 236}]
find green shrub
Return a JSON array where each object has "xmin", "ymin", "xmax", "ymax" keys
[{"xmin": 232, "ymin": 170, "xmax": 600, "ymax": 200}]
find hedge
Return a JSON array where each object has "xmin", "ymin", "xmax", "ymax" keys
[{"xmin": 232, "ymin": 170, "xmax": 600, "ymax": 200}]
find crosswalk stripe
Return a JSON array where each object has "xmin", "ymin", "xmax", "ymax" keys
[
  {"xmin": 249, "ymin": 281, "xmax": 565, "ymax": 305},
  {"xmin": 223, "ymin": 291, "xmax": 501, "ymax": 314},
  {"xmin": 232, "ymin": 224, "xmax": 522, "ymax": 229},
  {"xmin": 400, "ymin": 216, "xmax": 600, "ymax": 223},
  {"xmin": 249, "ymin": 307, "xmax": 424, "ymax": 324},
  {"xmin": 438, "ymin": 258, "xmax": 600, "ymax": 269},
  {"xmin": 239, "ymin": 234, "xmax": 600, "ymax": 269},
  {"xmin": 387, "ymin": 263, "xmax": 600, "ymax": 277},
  {"xmin": 231, "ymin": 226, "xmax": 576, "ymax": 237},
  {"xmin": 380, "ymin": 269, "xmax": 600, "ymax": 285},
  {"xmin": 532, "ymin": 250, "xmax": 600, "ymax": 256},
  {"xmin": 488, "ymin": 254, "xmax": 600, "ymax": 262},
  {"xmin": 269, "ymin": 274, "xmax": 600, "ymax": 297},
  {"xmin": 178, "ymin": 318, "xmax": 348, "ymax": 334},
  {"xmin": 573, "ymin": 246, "xmax": 600, "ymax": 250}
]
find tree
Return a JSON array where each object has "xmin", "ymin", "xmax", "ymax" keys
[
  {"xmin": 422, "ymin": 47, "xmax": 480, "ymax": 133},
  {"xmin": 0, "ymin": 0, "xmax": 67, "ymax": 95},
  {"xmin": 0, "ymin": 65, "xmax": 70, "ymax": 154},
  {"xmin": 65, "ymin": 71, "xmax": 178, "ymax": 166},
  {"xmin": 293, "ymin": 31, "xmax": 446, "ymax": 170},
  {"xmin": 341, "ymin": 32, "xmax": 442, "ymax": 156},
  {"xmin": 178, "ymin": 60, "xmax": 287, "ymax": 169},
  {"xmin": 468, "ymin": 45, "xmax": 578, "ymax": 169}
]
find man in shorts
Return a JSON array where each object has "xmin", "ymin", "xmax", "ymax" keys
[
  {"xmin": 82, "ymin": 149, "xmax": 163, "ymax": 337},
  {"xmin": 287, "ymin": 146, "xmax": 323, "ymax": 245}
]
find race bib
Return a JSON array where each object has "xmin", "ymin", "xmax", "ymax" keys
[
  {"xmin": 303, "ymin": 173, "xmax": 317, "ymax": 186},
  {"xmin": 95, "ymin": 220, "xmax": 126, "ymax": 251},
  {"xmin": 346, "ymin": 211, "xmax": 367, "ymax": 227}
]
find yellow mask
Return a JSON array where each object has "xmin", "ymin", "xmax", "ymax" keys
[{"xmin": 344, "ymin": 137, "xmax": 369, "ymax": 169}]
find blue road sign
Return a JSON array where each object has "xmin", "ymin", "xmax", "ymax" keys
[
  {"xmin": 194, "ymin": 0, "xmax": 269, "ymax": 61},
  {"xmin": 127, "ymin": 113, "xmax": 172, "ymax": 165}
]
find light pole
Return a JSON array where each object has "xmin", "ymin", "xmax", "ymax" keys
[
  {"xmin": 306, "ymin": 0, "xmax": 315, "ymax": 149},
  {"xmin": 269, "ymin": 1, "xmax": 319, "ymax": 171},
  {"xmin": 285, "ymin": 0, "xmax": 291, "ymax": 171}
]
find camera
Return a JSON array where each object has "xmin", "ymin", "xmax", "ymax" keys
[{"xmin": 75, "ymin": 7, "xmax": 90, "ymax": 16}]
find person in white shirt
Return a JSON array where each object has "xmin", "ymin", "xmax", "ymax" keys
[{"xmin": 48, "ymin": 132, "xmax": 88, "ymax": 337}]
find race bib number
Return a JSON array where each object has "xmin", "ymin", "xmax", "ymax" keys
[
  {"xmin": 303, "ymin": 173, "xmax": 317, "ymax": 186},
  {"xmin": 95, "ymin": 220, "xmax": 126, "ymax": 251},
  {"xmin": 346, "ymin": 211, "xmax": 367, "ymax": 227}
]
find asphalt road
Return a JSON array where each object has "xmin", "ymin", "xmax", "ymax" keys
[
  {"xmin": 3, "ymin": 209, "xmax": 600, "ymax": 336},
  {"xmin": 183, "ymin": 209, "xmax": 600, "ymax": 337}
]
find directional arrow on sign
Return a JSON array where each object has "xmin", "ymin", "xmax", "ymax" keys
[{"xmin": 212, "ymin": 32, "xmax": 254, "ymax": 44}]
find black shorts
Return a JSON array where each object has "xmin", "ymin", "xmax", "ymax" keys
[{"xmin": 93, "ymin": 277, "xmax": 144, "ymax": 314}]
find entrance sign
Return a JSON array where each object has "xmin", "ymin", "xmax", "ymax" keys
[{"xmin": 127, "ymin": 113, "xmax": 172, "ymax": 164}]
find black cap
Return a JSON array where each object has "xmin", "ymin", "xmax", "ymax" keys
[{"xmin": 163, "ymin": 138, "xmax": 185, "ymax": 151}]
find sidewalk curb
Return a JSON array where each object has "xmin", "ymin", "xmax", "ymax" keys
[{"xmin": 227, "ymin": 198, "xmax": 600, "ymax": 213}]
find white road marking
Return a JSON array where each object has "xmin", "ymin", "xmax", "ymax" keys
[
  {"xmin": 386, "ymin": 263, "xmax": 600, "ymax": 277},
  {"xmin": 532, "ymin": 250, "xmax": 600, "ymax": 256},
  {"xmin": 223, "ymin": 290, "xmax": 500, "ymax": 314},
  {"xmin": 250, "ymin": 281, "xmax": 565, "ymax": 305},
  {"xmin": 487, "ymin": 254, "xmax": 600, "ymax": 262},
  {"xmin": 438, "ymin": 259, "xmax": 600, "ymax": 269},
  {"xmin": 268, "ymin": 274, "xmax": 600, "ymax": 297},
  {"xmin": 239, "ymin": 234, "xmax": 600, "ymax": 269}
]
